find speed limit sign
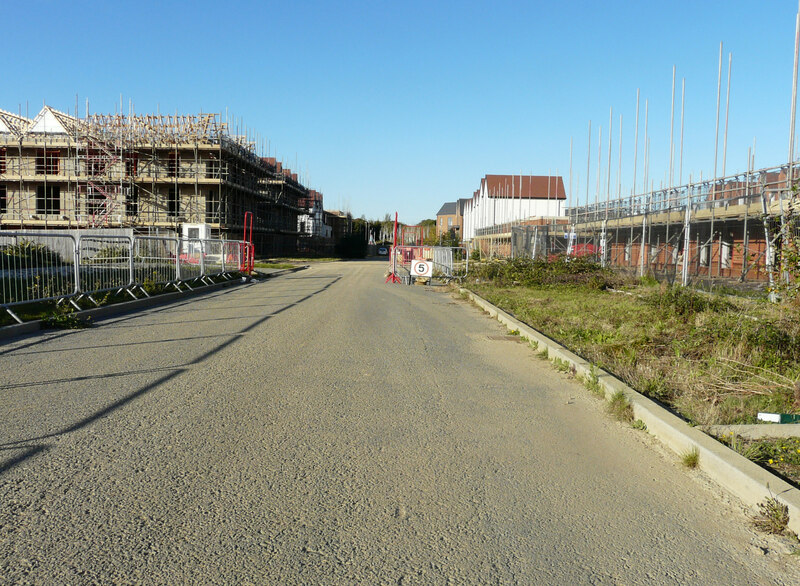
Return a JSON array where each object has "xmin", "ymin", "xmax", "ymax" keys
[{"xmin": 411, "ymin": 260, "xmax": 432, "ymax": 277}]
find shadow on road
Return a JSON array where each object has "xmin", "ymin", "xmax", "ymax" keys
[{"xmin": 0, "ymin": 276, "xmax": 341, "ymax": 476}]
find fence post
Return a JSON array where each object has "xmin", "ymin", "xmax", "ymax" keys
[
  {"xmin": 127, "ymin": 235, "xmax": 135, "ymax": 288},
  {"xmin": 199, "ymin": 239, "xmax": 207, "ymax": 279},
  {"xmin": 175, "ymin": 238, "xmax": 182, "ymax": 281}
]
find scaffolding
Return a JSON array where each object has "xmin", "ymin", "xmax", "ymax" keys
[
  {"xmin": 470, "ymin": 163, "xmax": 799, "ymax": 291},
  {"xmin": 0, "ymin": 105, "xmax": 308, "ymax": 256}
]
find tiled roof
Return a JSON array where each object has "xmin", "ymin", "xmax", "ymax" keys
[
  {"xmin": 481, "ymin": 175, "xmax": 566, "ymax": 200},
  {"xmin": 436, "ymin": 202, "xmax": 457, "ymax": 216}
]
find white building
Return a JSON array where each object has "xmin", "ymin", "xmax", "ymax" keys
[
  {"xmin": 298, "ymin": 201, "xmax": 332, "ymax": 238},
  {"xmin": 462, "ymin": 174, "xmax": 566, "ymax": 240}
]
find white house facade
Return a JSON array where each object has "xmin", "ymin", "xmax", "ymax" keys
[{"xmin": 462, "ymin": 174, "xmax": 566, "ymax": 240}]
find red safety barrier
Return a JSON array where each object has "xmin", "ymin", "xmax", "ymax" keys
[{"xmin": 242, "ymin": 211, "xmax": 255, "ymax": 273}]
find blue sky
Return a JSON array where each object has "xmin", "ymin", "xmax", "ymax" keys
[{"xmin": 2, "ymin": 0, "xmax": 799, "ymax": 223}]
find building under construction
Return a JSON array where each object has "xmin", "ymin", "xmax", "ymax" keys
[
  {"xmin": 0, "ymin": 105, "xmax": 309, "ymax": 255},
  {"xmin": 565, "ymin": 164, "xmax": 799, "ymax": 288}
]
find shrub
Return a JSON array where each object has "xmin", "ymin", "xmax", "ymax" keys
[
  {"xmin": 646, "ymin": 285, "xmax": 732, "ymax": 317},
  {"xmin": 467, "ymin": 256, "xmax": 614, "ymax": 289},
  {"xmin": 1, "ymin": 240, "xmax": 63, "ymax": 267}
]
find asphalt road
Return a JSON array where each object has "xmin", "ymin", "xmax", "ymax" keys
[{"xmin": 1, "ymin": 260, "xmax": 799, "ymax": 584}]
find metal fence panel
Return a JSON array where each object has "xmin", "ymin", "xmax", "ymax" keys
[
  {"xmin": 202, "ymin": 239, "xmax": 224, "ymax": 277},
  {"xmin": 389, "ymin": 245, "xmax": 468, "ymax": 282},
  {"xmin": 78, "ymin": 235, "xmax": 134, "ymax": 294},
  {"xmin": 178, "ymin": 238, "xmax": 204, "ymax": 281},
  {"xmin": 0, "ymin": 232, "xmax": 79, "ymax": 307},
  {"xmin": 222, "ymin": 240, "xmax": 243, "ymax": 273},
  {"xmin": 134, "ymin": 236, "xmax": 179, "ymax": 286}
]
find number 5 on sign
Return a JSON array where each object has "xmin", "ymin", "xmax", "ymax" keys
[{"xmin": 411, "ymin": 260, "xmax": 432, "ymax": 277}]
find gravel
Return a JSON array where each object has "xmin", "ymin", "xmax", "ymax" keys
[{"xmin": 1, "ymin": 260, "xmax": 799, "ymax": 584}]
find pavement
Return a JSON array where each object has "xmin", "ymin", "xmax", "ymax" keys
[{"xmin": 1, "ymin": 259, "xmax": 799, "ymax": 584}]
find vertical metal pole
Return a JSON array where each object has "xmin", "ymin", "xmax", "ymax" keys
[
  {"xmin": 788, "ymin": 0, "xmax": 800, "ymax": 190},
  {"xmin": 713, "ymin": 42, "xmax": 723, "ymax": 199},
  {"xmin": 682, "ymin": 175, "xmax": 692, "ymax": 286},
  {"xmin": 722, "ymin": 52, "xmax": 732, "ymax": 182},
  {"xmin": 643, "ymin": 101, "xmax": 649, "ymax": 195},
  {"xmin": 585, "ymin": 121, "xmax": 592, "ymax": 214},
  {"xmin": 761, "ymin": 190, "xmax": 777, "ymax": 302},
  {"xmin": 606, "ymin": 108, "xmax": 613, "ymax": 214},
  {"xmin": 669, "ymin": 65, "xmax": 676, "ymax": 189},
  {"xmin": 741, "ymin": 149, "xmax": 751, "ymax": 282},
  {"xmin": 596, "ymin": 125, "xmax": 602, "ymax": 220},
  {"xmin": 569, "ymin": 137, "xmax": 573, "ymax": 218},
  {"xmin": 679, "ymin": 78, "xmax": 685, "ymax": 187},
  {"xmin": 617, "ymin": 114, "xmax": 623, "ymax": 200},
  {"xmin": 633, "ymin": 89, "xmax": 640, "ymax": 197}
]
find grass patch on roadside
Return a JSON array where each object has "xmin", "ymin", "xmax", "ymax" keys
[
  {"xmin": 253, "ymin": 262, "xmax": 297, "ymax": 270},
  {"xmin": 607, "ymin": 390, "xmax": 634, "ymax": 422},
  {"xmin": 257, "ymin": 256, "xmax": 341, "ymax": 264},
  {"xmin": 680, "ymin": 446, "xmax": 700, "ymax": 468}
]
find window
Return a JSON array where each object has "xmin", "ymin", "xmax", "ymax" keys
[
  {"xmin": 167, "ymin": 152, "xmax": 180, "ymax": 178},
  {"xmin": 721, "ymin": 238, "xmax": 732, "ymax": 269},
  {"xmin": 448, "ymin": 217, "xmax": 453, "ymax": 228},
  {"xmin": 205, "ymin": 190, "xmax": 219, "ymax": 222},
  {"xmin": 0, "ymin": 148, "xmax": 6, "ymax": 174},
  {"xmin": 0, "ymin": 185, "xmax": 6, "ymax": 213},
  {"xmin": 167, "ymin": 185, "xmax": 179, "ymax": 217},
  {"xmin": 36, "ymin": 185, "xmax": 60, "ymax": 214},
  {"xmin": 36, "ymin": 149, "xmax": 60, "ymax": 175},
  {"xmin": 126, "ymin": 184, "xmax": 139, "ymax": 216},
  {"xmin": 700, "ymin": 242, "xmax": 711, "ymax": 267}
]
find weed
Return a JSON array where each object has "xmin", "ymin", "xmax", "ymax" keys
[
  {"xmin": 639, "ymin": 274, "xmax": 659, "ymax": 287},
  {"xmin": 680, "ymin": 446, "xmax": 700, "ymax": 468},
  {"xmin": 42, "ymin": 305, "xmax": 91, "ymax": 330},
  {"xmin": 538, "ymin": 347, "xmax": 549, "ymax": 360},
  {"xmin": 583, "ymin": 365, "xmax": 604, "ymax": 397},
  {"xmin": 607, "ymin": 390, "xmax": 634, "ymax": 422},
  {"xmin": 647, "ymin": 285, "xmax": 733, "ymax": 318},
  {"xmin": 509, "ymin": 328, "xmax": 520, "ymax": 336},
  {"xmin": 752, "ymin": 496, "xmax": 790, "ymax": 535},
  {"xmin": 632, "ymin": 419, "xmax": 647, "ymax": 431},
  {"xmin": 553, "ymin": 357, "xmax": 572, "ymax": 374},
  {"xmin": 529, "ymin": 340, "xmax": 539, "ymax": 350},
  {"xmin": 142, "ymin": 277, "xmax": 165, "ymax": 296}
]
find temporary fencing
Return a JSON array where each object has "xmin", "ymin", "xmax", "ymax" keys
[
  {"xmin": 0, "ymin": 232, "xmax": 80, "ymax": 309},
  {"xmin": 0, "ymin": 231, "xmax": 254, "ymax": 323},
  {"xmin": 134, "ymin": 236, "xmax": 179, "ymax": 288},
  {"xmin": 387, "ymin": 245, "xmax": 469, "ymax": 284},
  {"xmin": 78, "ymin": 235, "xmax": 135, "ymax": 297}
]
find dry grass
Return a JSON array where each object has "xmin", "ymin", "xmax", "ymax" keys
[{"xmin": 470, "ymin": 281, "xmax": 800, "ymax": 427}]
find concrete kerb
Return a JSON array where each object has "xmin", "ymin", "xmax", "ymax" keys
[
  {"xmin": 460, "ymin": 287, "xmax": 800, "ymax": 535},
  {"xmin": 0, "ymin": 266, "xmax": 307, "ymax": 342}
]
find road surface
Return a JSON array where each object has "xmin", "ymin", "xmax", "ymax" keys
[{"xmin": 1, "ymin": 260, "xmax": 798, "ymax": 584}]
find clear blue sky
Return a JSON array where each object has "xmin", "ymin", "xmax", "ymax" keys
[{"xmin": 3, "ymin": 0, "xmax": 799, "ymax": 224}]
